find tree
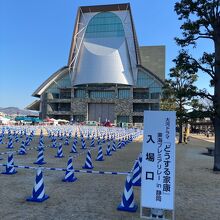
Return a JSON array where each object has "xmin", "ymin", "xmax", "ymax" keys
[
  {"xmin": 161, "ymin": 59, "xmax": 197, "ymax": 143},
  {"xmin": 174, "ymin": 0, "xmax": 220, "ymax": 171}
]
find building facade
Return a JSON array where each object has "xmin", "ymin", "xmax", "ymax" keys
[{"xmin": 27, "ymin": 3, "xmax": 165, "ymax": 125}]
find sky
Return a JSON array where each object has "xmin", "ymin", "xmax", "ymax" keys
[{"xmin": 0, "ymin": 0, "xmax": 214, "ymax": 109}]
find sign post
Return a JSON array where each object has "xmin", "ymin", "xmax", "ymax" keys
[{"xmin": 140, "ymin": 111, "xmax": 176, "ymax": 219}]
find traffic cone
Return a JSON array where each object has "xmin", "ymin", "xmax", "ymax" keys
[
  {"xmin": 96, "ymin": 146, "xmax": 104, "ymax": 161},
  {"xmin": 7, "ymin": 138, "xmax": 13, "ymax": 149},
  {"xmin": 15, "ymin": 135, "xmax": 19, "ymax": 142},
  {"xmin": 25, "ymin": 137, "xmax": 30, "ymax": 146},
  {"xmin": 97, "ymin": 136, "xmax": 101, "ymax": 145},
  {"xmin": 51, "ymin": 140, "xmax": 57, "ymax": 148},
  {"xmin": 34, "ymin": 149, "xmax": 46, "ymax": 165},
  {"xmin": 132, "ymin": 160, "xmax": 141, "ymax": 186},
  {"xmin": 70, "ymin": 141, "xmax": 77, "ymax": 153},
  {"xmin": 27, "ymin": 168, "xmax": 49, "ymax": 202},
  {"xmin": 39, "ymin": 137, "xmax": 44, "ymax": 146},
  {"xmin": 64, "ymin": 137, "xmax": 69, "ymax": 145},
  {"xmin": 111, "ymin": 141, "xmax": 116, "ymax": 152},
  {"xmin": 55, "ymin": 144, "xmax": 64, "ymax": 158},
  {"xmin": 117, "ymin": 174, "xmax": 137, "ymax": 212},
  {"xmin": 82, "ymin": 150, "xmax": 93, "ymax": 169},
  {"xmin": 138, "ymin": 153, "xmax": 142, "ymax": 173},
  {"xmin": 62, "ymin": 156, "xmax": 77, "ymax": 182},
  {"xmin": 117, "ymin": 139, "xmax": 121, "ymax": 149},
  {"xmin": 20, "ymin": 131, "xmax": 23, "ymax": 138},
  {"xmin": 18, "ymin": 141, "xmax": 26, "ymax": 155},
  {"xmin": 90, "ymin": 137, "xmax": 95, "ymax": 147},
  {"xmin": 102, "ymin": 136, "xmax": 105, "ymax": 143},
  {"xmin": 0, "ymin": 135, "xmax": 3, "ymax": 144},
  {"xmin": 121, "ymin": 138, "xmax": 125, "ymax": 148},
  {"xmin": 74, "ymin": 137, "xmax": 78, "ymax": 145},
  {"xmin": 105, "ymin": 143, "xmax": 112, "ymax": 156},
  {"xmin": 59, "ymin": 133, "xmax": 63, "ymax": 140},
  {"xmin": 37, "ymin": 142, "xmax": 44, "ymax": 151},
  {"xmin": 81, "ymin": 138, "xmax": 86, "ymax": 149},
  {"xmin": 2, "ymin": 153, "xmax": 17, "ymax": 174}
]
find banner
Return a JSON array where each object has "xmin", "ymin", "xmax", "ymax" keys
[{"xmin": 141, "ymin": 111, "xmax": 176, "ymax": 210}]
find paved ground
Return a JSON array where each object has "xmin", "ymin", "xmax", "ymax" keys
[
  {"xmin": 0, "ymin": 130, "xmax": 219, "ymax": 220},
  {"xmin": 190, "ymin": 134, "xmax": 215, "ymax": 143}
]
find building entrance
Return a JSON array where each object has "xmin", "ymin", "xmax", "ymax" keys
[{"xmin": 88, "ymin": 103, "xmax": 115, "ymax": 123}]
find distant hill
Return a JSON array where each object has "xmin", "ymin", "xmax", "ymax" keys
[{"xmin": 0, "ymin": 107, "xmax": 39, "ymax": 116}]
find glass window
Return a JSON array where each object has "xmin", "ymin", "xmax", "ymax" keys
[
  {"xmin": 133, "ymin": 88, "xmax": 149, "ymax": 99},
  {"xmin": 118, "ymin": 89, "xmax": 130, "ymax": 99},
  {"xmin": 85, "ymin": 12, "xmax": 125, "ymax": 38},
  {"xmin": 117, "ymin": 116, "xmax": 129, "ymax": 123},
  {"xmin": 133, "ymin": 116, "xmax": 144, "ymax": 123},
  {"xmin": 150, "ymin": 92, "xmax": 160, "ymax": 99},
  {"xmin": 75, "ymin": 89, "xmax": 86, "ymax": 98},
  {"xmin": 60, "ymin": 89, "xmax": 71, "ymax": 99},
  {"xmin": 151, "ymin": 103, "xmax": 160, "ymax": 110},
  {"xmin": 89, "ymin": 91, "xmax": 115, "ymax": 99},
  {"xmin": 59, "ymin": 103, "xmax": 71, "ymax": 111},
  {"xmin": 133, "ymin": 103, "xmax": 149, "ymax": 112},
  {"xmin": 73, "ymin": 115, "xmax": 85, "ymax": 122}
]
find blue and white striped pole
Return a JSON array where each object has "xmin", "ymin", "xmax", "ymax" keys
[
  {"xmin": 117, "ymin": 174, "xmax": 137, "ymax": 212},
  {"xmin": 27, "ymin": 168, "xmax": 49, "ymax": 202},
  {"xmin": 2, "ymin": 153, "xmax": 17, "ymax": 175},
  {"xmin": 62, "ymin": 156, "xmax": 77, "ymax": 182},
  {"xmin": 82, "ymin": 150, "xmax": 93, "ymax": 169},
  {"xmin": 96, "ymin": 146, "xmax": 104, "ymax": 161}
]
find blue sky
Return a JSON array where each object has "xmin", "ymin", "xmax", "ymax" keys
[{"xmin": 0, "ymin": 0, "xmax": 214, "ymax": 109}]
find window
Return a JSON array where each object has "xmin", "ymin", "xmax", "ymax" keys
[
  {"xmin": 118, "ymin": 89, "xmax": 130, "ymax": 99},
  {"xmin": 73, "ymin": 115, "xmax": 85, "ymax": 122},
  {"xmin": 75, "ymin": 89, "xmax": 86, "ymax": 98},
  {"xmin": 133, "ymin": 103, "xmax": 149, "ymax": 112},
  {"xmin": 117, "ymin": 116, "xmax": 129, "ymax": 123},
  {"xmin": 151, "ymin": 92, "xmax": 160, "ymax": 99},
  {"xmin": 133, "ymin": 116, "xmax": 144, "ymax": 123},
  {"xmin": 133, "ymin": 88, "xmax": 149, "ymax": 99},
  {"xmin": 85, "ymin": 12, "xmax": 125, "ymax": 38},
  {"xmin": 59, "ymin": 103, "xmax": 71, "ymax": 111},
  {"xmin": 60, "ymin": 89, "xmax": 71, "ymax": 99},
  {"xmin": 89, "ymin": 91, "xmax": 115, "ymax": 99},
  {"xmin": 48, "ymin": 103, "xmax": 58, "ymax": 111},
  {"xmin": 151, "ymin": 103, "xmax": 159, "ymax": 110}
]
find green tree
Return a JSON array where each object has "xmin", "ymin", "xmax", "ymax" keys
[
  {"xmin": 174, "ymin": 0, "xmax": 220, "ymax": 170},
  {"xmin": 161, "ymin": 59, "xmax": 197, "ymax": 143}
]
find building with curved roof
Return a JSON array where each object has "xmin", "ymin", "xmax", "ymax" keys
[{"xmin": 27, "ymin": 3, "xmax": 165, "ymax": 125}]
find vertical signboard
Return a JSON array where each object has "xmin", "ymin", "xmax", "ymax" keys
[{"xmin": 141, "ymin": 111, "xmax": 176, "ymax": 210}]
